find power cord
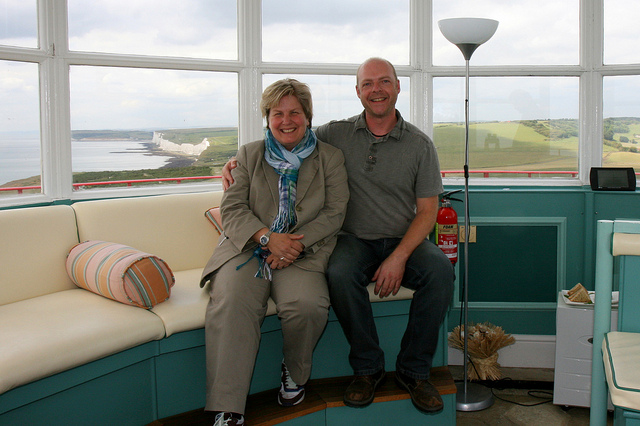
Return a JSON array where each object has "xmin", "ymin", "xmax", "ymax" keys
[
  {"xmin": 456, "ymin": 356, "xmax": 554, "ymax": 407},
  {"xmin": 490, "ymin": 388, "xmax": 553, "ymax": 407}
]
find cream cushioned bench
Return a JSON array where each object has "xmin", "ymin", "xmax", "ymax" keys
[
  {"xmin": 0, "ymin": 191, "xmax": 421, "ymax": 425},
  {"xmin": 0, "ymin": 205, "xmax": 165, "ymax": 395}
]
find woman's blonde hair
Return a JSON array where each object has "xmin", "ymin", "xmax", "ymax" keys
[{"xmin": 260, "ymin": 78, "xmax": 313, "ymax": 128}]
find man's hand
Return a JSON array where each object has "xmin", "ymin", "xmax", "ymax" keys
[
  {"xmin": 372, "ymin": 254, "xmax": 406, "ymax": 298},
  {"xmin": 221, "ymin": 157, "xmax": 237, "ymax": 190}
]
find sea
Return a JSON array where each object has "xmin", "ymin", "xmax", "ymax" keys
[{"xmin": 0, "ymin": 137, "xmax": 170, "ymax": 186}]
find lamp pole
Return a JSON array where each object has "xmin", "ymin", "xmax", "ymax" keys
[{"xmin": 438, "ymin": 17, "xmax": 499, "ymax": 412}]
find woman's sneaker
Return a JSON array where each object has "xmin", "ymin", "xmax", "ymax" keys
[
  {"xmin": 213, "ymin": 412, "xmax": 244, "ymax": 426},
  {"xmin": 278, "ymin": 361, "xmax": 305, "ymax": 406}
]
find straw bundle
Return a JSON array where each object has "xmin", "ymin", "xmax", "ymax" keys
[{"xmin": 449, "ymin": 322, "xmax": 515, "ymax": 381}]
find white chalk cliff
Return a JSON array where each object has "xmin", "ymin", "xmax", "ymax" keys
[{"xmin": 152, "ymin": 132, "xmax": 209, "ymax": 156}]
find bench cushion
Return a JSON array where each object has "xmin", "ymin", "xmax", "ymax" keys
[
  {"xmin": 151, "ymin": 269, "xmax": 277, "ymax": 337},
  {"xmin": 66, "ymin": 241, "xmax": 175, "ymax": 309},
  {"xmin": 150, "ymin": 270, "xmax": 415, "ymax": 337},
  {"xmin": 0, "ymin": 289, "xmax": 165, "ymax": 395},
  {"xmin": 603, "ymin": 331, "xmax": 640, "ymax": 411}
]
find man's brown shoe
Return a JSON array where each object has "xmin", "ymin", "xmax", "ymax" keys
[
  {"xmin": 343, "ymin": 369, "xmax": 386, "ymax": 407},
  {"xmin": 395, "ymin": 371, "xmax": 444, "ymax": 413}
]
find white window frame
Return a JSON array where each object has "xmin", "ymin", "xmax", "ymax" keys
[{"xmin": 0, "ymin": 0, "xmax": 637, "ymax": 207}]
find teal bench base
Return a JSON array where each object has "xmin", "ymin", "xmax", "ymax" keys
[{"xmin": 0, "ymin": 299, "xmax": 449, "ymax": 425}]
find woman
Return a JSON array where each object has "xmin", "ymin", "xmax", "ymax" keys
[{"xmin": 200, "ymin": 79, "xmax": 349, "ymax": 426}]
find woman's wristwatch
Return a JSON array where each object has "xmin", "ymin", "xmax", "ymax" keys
[{"xmin": 259, "ymin": 230, "xmax": 273, "ymax": 246}]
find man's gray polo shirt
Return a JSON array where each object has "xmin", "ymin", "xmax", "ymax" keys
[{"xmin": 316, "ymin": 110, "xmax": 443, "ymax": 240}]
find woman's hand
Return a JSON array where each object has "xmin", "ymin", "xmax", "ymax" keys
[
  {"xmin": 264, "ymin": 233, "xmax": 305, "ymax": 266},
  {"xmin": 266, "ymin": 253, "xmax": 291, "ymax": 269}
]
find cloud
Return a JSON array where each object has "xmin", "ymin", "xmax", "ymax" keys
[
  {"xmin": 2, "ymin": 0, "xmax": 640, "ymax": 134},
  {"xmin": 434, "ymin": 0, "xmax": 579, "ymax": 65},
  {"xmin": 69, "ymin": 67, "xmax": 238, "ymax": 130}
]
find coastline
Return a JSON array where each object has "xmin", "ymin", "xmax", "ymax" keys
[
  {"xmin": 141, "ymin": 142, "xmax": 197, "ymax": 168},
  {"xmin": 1, "ymin": 141, "xmax": 198, "ymax": 188}
]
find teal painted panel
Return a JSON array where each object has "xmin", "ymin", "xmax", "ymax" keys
[
  {"xmin": 0, "ymin": 361, "xmax": 156, "ymax": 426},
  {"xmin": 248, "ymin": 329, "xmax": 285, "ymax": 395},
  {"xmin": 313, "ymin": 312, "xmax": 447, "ymax": 381},
  {"xmin": 0, "ymin": 342, "xmax": 158, "ymax": 415},
  {"xmin": 159, "ymin": 328, "xmax": 204, "ymax": 353},
  {"xmin": 449, "ymin": 307, "xmax": 557, "ymax": 335},
  {"xmin": 593, "ymin": 192, "xmax": 640, "ymax": 222},
  {"xmin": 313, "ymin": 320, "xmax": 353, "ymax": 379},
  {"xmin": 461, "ymin": 225, "xmax": 558, "ymax": 303},
  {"xmin": 618, "ymin": 256, "xmax": 640, "ymax": 333},
  {"xmin": 155, "ymin": 346, "xmax": 207, "ymax": 419}
]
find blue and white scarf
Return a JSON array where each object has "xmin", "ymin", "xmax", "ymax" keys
[{"xmin": 237, "ymin": 128, "xmax": 317, "ymax": 280}]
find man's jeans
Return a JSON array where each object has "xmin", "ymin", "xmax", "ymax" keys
[{"xmin": 326, "ymin": 234, "xmax": 454, "ymax": 381}]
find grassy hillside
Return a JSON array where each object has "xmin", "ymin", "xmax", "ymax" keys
[
  {"xmin": 157, "ymin": 127, "xmax": 238, "ymax": 145},
  {"xmin": 434, "ymin": 120, "xmax": 581, "ymax": 172},
  {"xmin": 6, "ymin": 119, "xmax": 639, "ymax": 191}
]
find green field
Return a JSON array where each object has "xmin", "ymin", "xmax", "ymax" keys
[
  {"xmin": 60, "ymin": 119, "xmax": 640, "ymax": 185},
  {"xmin": 7, "ymin": 119, "xmax": 639, "ymax": 190},
  {"xmin": 434, "ymin": 118, "xmax": 640, "ymax": 175}
]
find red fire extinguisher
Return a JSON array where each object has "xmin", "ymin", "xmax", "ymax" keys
[{"xmin": 436, "ymin": 190, "xmax": 461, "ymax": 265}]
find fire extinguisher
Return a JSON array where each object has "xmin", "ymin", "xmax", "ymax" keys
[{"xmin": 436, "ymin": 190, "xmax": 462, "ymax": 265}]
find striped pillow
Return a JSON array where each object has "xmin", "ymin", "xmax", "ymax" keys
[
  {"xmin": 204, "ymin": 207, "xmax": 223, "ymax": 234},
  {"xmin": 66, "ymin": 240, "xmax": 175, "ymax": 309}
]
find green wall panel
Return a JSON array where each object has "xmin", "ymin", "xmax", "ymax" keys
[{"xmin": 462, "ymin": 225, "xmax": 558, "ymax": 303}]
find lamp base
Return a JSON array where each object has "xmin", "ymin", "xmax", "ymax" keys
[{"xmin": 456, "ymin": 382, "xmax": 494, "ymax": 411}]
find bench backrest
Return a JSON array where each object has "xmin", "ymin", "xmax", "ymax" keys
[
  {"xmin": 0, "ymin": 205, "xmax": 79, "ymax": 305},
  {"xmin": 72, "ymin": 192, "xmax": 223, "ymax": 273}
]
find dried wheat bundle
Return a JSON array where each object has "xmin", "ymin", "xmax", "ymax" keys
[{"xmin": 449, "ymin": 322, "xmax": 516, "ymax": 381}]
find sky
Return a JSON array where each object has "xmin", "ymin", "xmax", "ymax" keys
[{"xmin": 1, "ymin": 0, "xmax": 639, "ymax": 135}]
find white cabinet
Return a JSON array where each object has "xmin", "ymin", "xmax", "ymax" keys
[{"xmin": 553, "ymin": 292, "xmax": 618, "ymax": 408}]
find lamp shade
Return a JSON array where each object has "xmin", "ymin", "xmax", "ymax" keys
[{"xmin": 438, "ymin": 18, "xmax": 499, "ymax": 60}]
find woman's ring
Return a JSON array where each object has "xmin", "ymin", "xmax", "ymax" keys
[{"xmin": 280, "ymin": 257, "xmax": 285, "ymax": 260}]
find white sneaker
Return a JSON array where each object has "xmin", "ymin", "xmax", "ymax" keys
[
  {"xmin": 213, "ymin": 412, "xmax": 245, "ymax": 426},
  {"xmin": 278, "ymin": 361, "xmax": 305, "ymax": 406}
]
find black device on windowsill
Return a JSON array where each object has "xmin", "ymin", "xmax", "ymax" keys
[{"xmin": 589, "ymin": 167, "xmax": 636, "ymax": 191}]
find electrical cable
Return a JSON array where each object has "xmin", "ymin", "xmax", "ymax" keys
[{"xmin": 490, "ymin": 388, "xmax": 553, "ymax": 407}]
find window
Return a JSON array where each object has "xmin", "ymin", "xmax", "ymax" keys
[
  {"xmin": 603, "ymin": 5, "xmax": 640, "ymax": 178},
  {"xmin": 603, "ymin": 76, "xmax": 640, "ymax": 167},
  {"xmin": 433, "ymin": 76, "xmax": 580, "ymax": 179},
  {"xmin": 69, "ymin": 66, "xmax": 238, "ymax": 187},
  {"xmin": 432, "ymin": 0, "xmax": 579, "ymax": 66},
  {"xmin": 262, "ymin": 0, "xmax": 410, "ymax": 65},
  {"xmin": 0, "ymin": 60, "xmax": 41, "ymax": 193},
  {"xmin": 1, "ymin": 0, "xmax": 640, "ymax": 206},
  {"xmin": 262, "ymin": 74, "xmax": 410, "ymax": 129},
  {"xmin": 68, "ymin": 0, "xmax": 237, "ymax": 59},
  {"xmin": 0, "ymin": 1, "xmax": 38, "ymax": 48},
  {"xmin": 604, "ymin": 1, "xmax": 640, "ymax": 65}
]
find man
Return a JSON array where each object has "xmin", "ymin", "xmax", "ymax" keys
[{"xmin": 222, "ymin": 58, "xmax": 454, "ymax": 414}]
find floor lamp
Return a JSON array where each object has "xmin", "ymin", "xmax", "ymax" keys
[{"xmin": 438, "ymin": 17, "xmax": 499, "ymax": 412}]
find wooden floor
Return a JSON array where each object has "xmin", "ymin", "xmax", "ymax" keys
[{"xmin": 149, "ymin": 366, "xmax": 456, "ymax": 426}]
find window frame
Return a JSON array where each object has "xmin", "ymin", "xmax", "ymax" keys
[{"xmin": 0, "ymin": 0, "xmax": 637, "ymax": 208}]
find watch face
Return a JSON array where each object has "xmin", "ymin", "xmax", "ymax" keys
[{"xmin": 260, "ymin": 235, "xmax": 268, "ymax": 245}]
